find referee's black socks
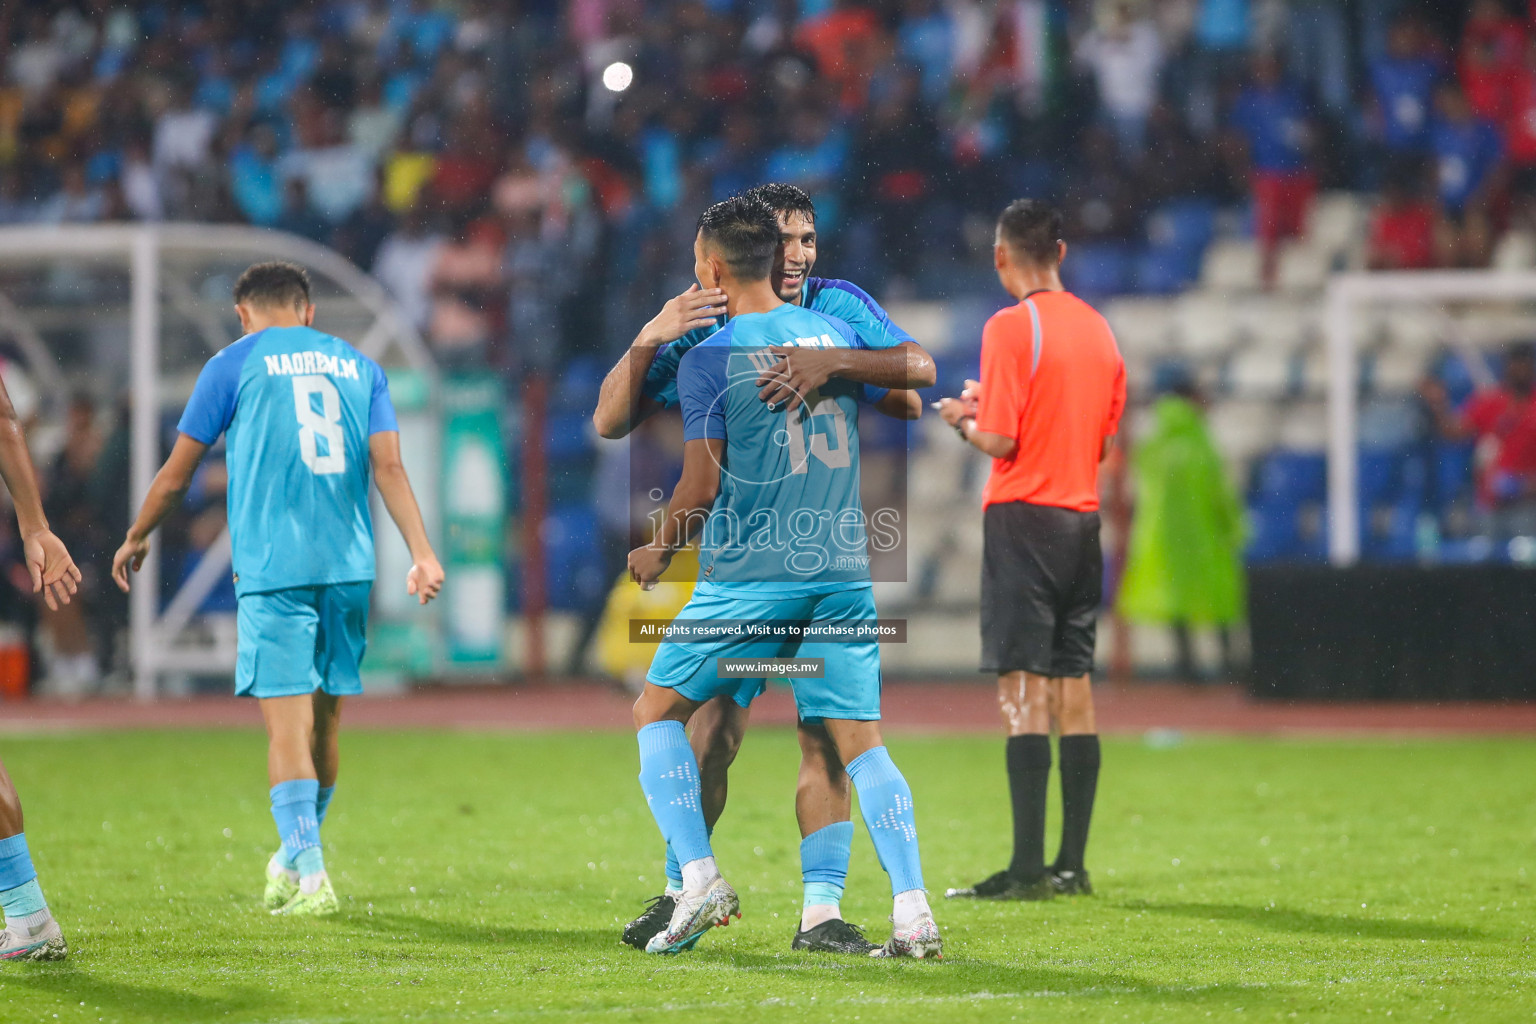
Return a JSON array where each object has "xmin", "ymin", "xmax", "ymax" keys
[
  {"xmin": 1005, "ymin": 734, "xmax": 1051, "ymax": 881},
  {"xmin": 1055, "ymin": 734, "xmax": 1101, "ymax": 872}
]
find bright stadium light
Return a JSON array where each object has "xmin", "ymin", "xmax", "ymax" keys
[{"xmin": 602, "ymin": 61, "xmax": 633, "ymax": 93}]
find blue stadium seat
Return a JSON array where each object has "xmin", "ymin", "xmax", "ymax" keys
[
  {"xmin": 1251, "ymin": 451, "xmax": 1327, "ymax": 505},
  {"xmin": 1062, "ymin": 241, "xmax": 1133, "ymax": 300},
  {"xmin": 1357, "ymin": 447, "xmax": 1411, "ymax": 559},
  {"xmin": 1432, "ymin": 440, "xmax": 1476, "ymax": 513},
  {"xmin": 552, "ymin": 357, "xmax": 603, "ymax": 414},
  {"xmin": 541, "ymin": 506, "xmax": 607, "ymax": 610},
  {"xmin": 1134, "ymin": 200, "xmax": 1217, "ymax": 293},
  {"xmin": 1148, "ymin": 200, "xmax": 1217, "ymax": 255},
  {"xmin": 1246, "ymin": 450, "xmax": 1328, "ymax": 563},
  {"xmin": 1132, "ymin": 248, "xmax": 1196, "ymax": 294},
  {"xmin": 1432, "ymin": 352, "xmax": 1479, "ymax": 407},
  {"xmin": 545, "ymin": 412, "xmax": 594, "ymax": 461}
]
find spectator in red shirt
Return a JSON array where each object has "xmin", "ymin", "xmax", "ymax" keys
[
  {"xmin": 1462, "ymin": 34, "xmax": 1515, "ymax": 123},
  {"xmin": 1464, "ymin": 0, "xmax": 1527, "ymax": 70},
  {"xmin": 795, "ymin": 0, "xmax": 882, "ymax": 107},
  {"xmin": 1367, "ymin": 163, "xmax": 1438, "ymax": 269},
  {"xmin": 1424, "ymin": 342, "xmax": 1536, "ymax": 537},
  {"xmin": 1504, "ymin": 37, "xmax": 1536, "ymax": 199}
]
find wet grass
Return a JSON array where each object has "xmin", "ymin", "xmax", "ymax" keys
[{"xmin": 0, "ymin": 728, "xmax": 1532, "ymax": 1023}]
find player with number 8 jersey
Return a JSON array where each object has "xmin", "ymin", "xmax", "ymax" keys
[
  {"xmin": 188, "ymin": 327, "xmax": 391, "ymax": 594},
  {"xmin": 113, "ymin": 262, "xmax": 444, "ymax": 919}
]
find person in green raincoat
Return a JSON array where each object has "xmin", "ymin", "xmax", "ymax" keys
[{"xmin": 1116, "ymin": 370, "xmax": 1245, "ymax": 679}]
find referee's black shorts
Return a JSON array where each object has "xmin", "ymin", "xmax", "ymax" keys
[{"xmin": 980, "ymin": 500, "xmax": 1103, "ymax": 678}]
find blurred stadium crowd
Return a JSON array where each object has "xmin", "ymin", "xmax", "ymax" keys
[
  {"xmin": 2, "ymin": 0, "xmax": 1526, "ymax": 348},
  {"xmin": 2, "ymin": 0, "xmax": 1536, "ymax": 693}
]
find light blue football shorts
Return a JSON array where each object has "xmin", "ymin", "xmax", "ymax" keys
[
  {"xmin": 235, "ymin": 581, "xmax": 372, "ymax": 699},
  {"xmin": 645, "ymin": 586, "xmax": 883, "ymax": 721}
]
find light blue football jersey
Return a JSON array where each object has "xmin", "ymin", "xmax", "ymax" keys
[
  {"xmin": 645, "ymin": 277, "xmax": 913, "ymax": 409},
  {"xmin": 178, "ymin": 325, "xmax": 398, "ymax": 596},
  {"xmin": 675, "ymin": 303, "xmax": 882, "ymax": 597}
]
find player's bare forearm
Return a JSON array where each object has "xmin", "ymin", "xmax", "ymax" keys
[
  {"xmin": 594, "ymin": 345, "xmax": 665, "ymax": 440},
  {"xmin": 655, "ymin": 439, "xmax": 721, "ymax": 551},
  {"xmin": 0, "ymin": 378, "xmax": 82, "ymax": 608},
  {"xmin": 629, "ymin": 438, "xmax": 721, "ymax": 587},
  {"xmin": 368, "ymin": 433, "xmax": 433, "ymax": 559},
  {"xmin": 757, "ymin": 341, "xmax": 936, "ymax": 412},
  {"xmin": 369, "ymin": 432, "xmax": 444, "ymax": 604},
  {"xmin": 0, "ymin": 412, "xmax": 48, "ymax": 536},
  {"xmin": 595, "ymin": 285, "xmax": 727, "ymax": 439},
  {"xmin": 114, "ymin": 434, "xmax": 209, "ymax": 592},
  {"xmin": 875, "ymin": 389, "xmax": 922, "ymax": 420},
  {"xmin": 126, "ymin": 435, "xmax": 208, "ymax": 543},
  {"xmin": 818, "ymin": 342, "xmax": 936, "ymax": 390}
]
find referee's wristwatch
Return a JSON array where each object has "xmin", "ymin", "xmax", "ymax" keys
[{"xmin": 954, "ymin": 414, "xmax": 975, "ymax": 441}]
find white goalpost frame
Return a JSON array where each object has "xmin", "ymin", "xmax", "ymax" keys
[
  {"xmin": 1324, "ymin": 269, "xmax": 1536, "ymax": 565},
  {"xmin": 0, "ymin": 224, "xmax": 433, "ymax": 699}
]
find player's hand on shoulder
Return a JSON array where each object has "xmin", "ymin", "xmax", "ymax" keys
[
  {"xmin": 627, "ymin": 543, "xmax": 671, "ymax": 591},
  {"xmin": 110, "ymin": 535, "xmax": 149, "ymax": 595},
  {"xmin": 24, "ymin": 529, "xmax": 82, "ymax": 611},
  {"xmin": 756, "ymin": 345, "xmax": 842, "ymax": 413},
  {"xmin": 642, "ymin": 284, "xmax": 725, "ymax": 347},
  {"xmin": 407, "ymin": 555, "xmax": 445, "ymax": 605}
]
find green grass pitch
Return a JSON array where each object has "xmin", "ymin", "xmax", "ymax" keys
[{"xmin": 0, "ymin": 728, "xmax": 1532, "ymax": 1023}]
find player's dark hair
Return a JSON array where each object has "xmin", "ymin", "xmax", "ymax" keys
[
  {"xmin": 746, "ymin": 182, "xmax": 816, "ymax": 224},
  {"xmin": 233, "ymin": 261, "xmax": 312, "ymax": 310},
  {"xmin": 697, "ymin": 195, "xmax": 779, "ymax": 280},
  {"xmin": 996, "ymin": 199, "xmax": 1064, "ymax": 265}
]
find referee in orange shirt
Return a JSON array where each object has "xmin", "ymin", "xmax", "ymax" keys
[{"xmin": 936, "ymin": 199, "xmax": 1126, "ymax": 901}]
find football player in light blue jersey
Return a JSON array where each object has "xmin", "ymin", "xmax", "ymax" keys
[
  {"xmin": 112, "ymin": 262, "xmax": 444, "ymax": 918},
  {"xmin": 625, "ymin": 196, "xmax": 941, "ymax": 959},
  {"xmin": 598, "ymin": 184, "xmax": 938, "ymax": 955}
]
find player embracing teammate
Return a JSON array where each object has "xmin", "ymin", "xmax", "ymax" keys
[
  {"xmin": 594, "ymin": 183, "xmax": 939, "ymax": 955},
  {"xmin": 619, "ymin": 194, "xmax": 940, "ymax": 958}
]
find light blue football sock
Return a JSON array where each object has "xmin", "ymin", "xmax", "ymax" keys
[
  {"xmin": 0, "ymin": 834, "xmax": 47, "ymax": 923},
  {"xmin": 848, "ymin": 746, "xmax": 924, "ymax": 896},
  {"xmin": 801, "ymin": 821, "xmax": 854, "ymax": 909},
  {"xmin": 270, "ymin": 780, "xmax": 324, "ymax": 878},
  {"xmin": 277, "ymin": 784, "xmax": 336, "ymax": 871},
  {"xmin": 1, "ymin": 878, "xmax": 46, "ymax": 922},
  {"xmin": 637, "ymin": 722, "xmax": 712, "ymax": 869},
  {"xmin": 0, "ymin": 833, "xmax": 37, "ymax": 893},
  {"xmin": 664, "ymin": 823, "xmax": 714, "ymax": 892},
  {"xmin": 664, "ymin": 843, "xmax": 683, "ymax": 890}
]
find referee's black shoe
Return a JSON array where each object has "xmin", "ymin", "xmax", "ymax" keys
[
  {"xmin": 791, "ymin": 918, "xmax": 880, "ymax": 954},
  {"xmin": 621, "ymin": 893, "xmax": 675, "ymax": 949},
  {"xmin": 944, "ymin": 869, "xmax": 1055, "ymax": 901},
  {"xmin": 1048, "ymin": 867, "xmax": 1093, "ymax": 896}
]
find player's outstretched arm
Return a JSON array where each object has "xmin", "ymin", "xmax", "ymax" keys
[
  {"xmin": 627, "ymin": 437, "xmax": 723, "ymax": 590},
  {"xmin": 593, "ymin": 284, "xmax": 726, "ymax": 439},
  {"xmin": 0, "ymin": 376, "xmax": 81, "ymax": 610},
  {"xmin": 368, "ymin": 431, "xmax": 443, "ymax": 605},
  {"xmin": 756, "ymin": 340, "xmax": 937, "ymax": 415},
  {"xmin": 112, "ymin": 434, "xmax": 210, "ymax": 592}
]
